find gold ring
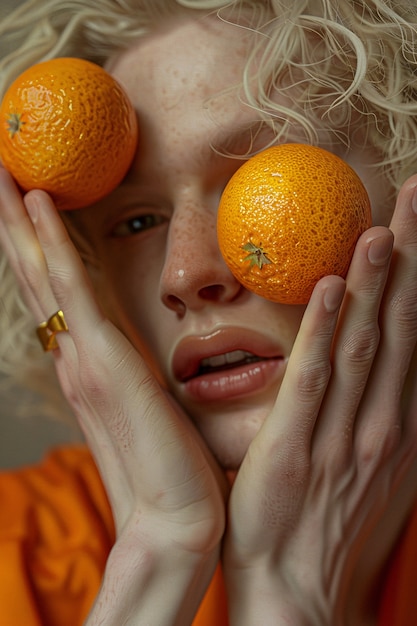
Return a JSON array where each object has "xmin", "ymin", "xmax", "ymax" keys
[{"xmin": 36, "ymin": 310, "xmax": 69, "ymax": 352}]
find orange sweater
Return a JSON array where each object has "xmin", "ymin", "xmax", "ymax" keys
[{"xmin": 0, "ymin": 445, "xmax": 414, "ymax": 625}]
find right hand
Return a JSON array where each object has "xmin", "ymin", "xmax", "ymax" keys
[{"xmin": 0, "ymin": 167, "xmax": 227, "ymax": 624}]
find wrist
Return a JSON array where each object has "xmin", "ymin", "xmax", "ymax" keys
[
  {"xmin": 87, "ymin": 512, "xmax": 221, "ymax": 626},
  {"xmin": 224, "ymin": 562, "xmax": 320, "ymax": 626},
  {"xmin": 224, "ymin": 558, "xmax": 380, "ymax": 626}
]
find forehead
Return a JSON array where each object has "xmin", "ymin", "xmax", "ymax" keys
[
  {"xmin": 106, "ymin": 16, "xmax": 261, "ymax": 149},
  {"xmin": 107, "ymin": 15, "xmax": 254, "ymax": 92}
]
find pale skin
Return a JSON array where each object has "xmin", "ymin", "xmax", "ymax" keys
[{"xmin": 1, "ymin": 14, "xmax": 417, "ymax": 626}]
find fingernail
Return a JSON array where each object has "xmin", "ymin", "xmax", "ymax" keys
[
  {"xmin": 324, "ymin": 280, "xmax": 345, "ymax": 313},
  {"xmin": 367, "ymin": 234, "xmax": 393, "ymax": 266},
  {"xmin": 25, "ymin": 194, "xmax": 39, "ymax": 224}
]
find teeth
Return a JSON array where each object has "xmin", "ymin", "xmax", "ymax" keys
[{"xmin": 200, "ymin": 350, "xmax": 254, "ymax": 369}]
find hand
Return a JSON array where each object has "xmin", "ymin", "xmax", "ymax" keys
[
  {"xmin": 223, "ymin": 175, "xmax": 417, "ymax": 626},
  {"xmin": 0, "ymin": 167, "xmax": 227, "ymax": 625}
]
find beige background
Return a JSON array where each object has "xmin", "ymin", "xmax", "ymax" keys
[
  {"xmin": 0, "ymin": 0, "xmax": 83, "ymax": 468},
  {"xmin": 0, "ymin": 0, "xmax": 19, "ymax": 15}
]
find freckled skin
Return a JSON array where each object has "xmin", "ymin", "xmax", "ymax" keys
[{"xmin": 71, "ymin": 16, "xmax": 393, "ymax": 470}]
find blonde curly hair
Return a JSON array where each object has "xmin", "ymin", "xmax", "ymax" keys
[{"xmin": 0, "ymin": 0, "xmax": 417, "ymax": 419}]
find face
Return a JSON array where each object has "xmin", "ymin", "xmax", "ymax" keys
[{"xmin": 69, "ymin": 15, "xmax": 393, "ymax": 470}]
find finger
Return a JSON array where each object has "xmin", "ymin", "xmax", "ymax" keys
[
  {"xmin": 21, "ymin": 190, "xmax": 133, "ymax": 423},
  {"xmin": 247, "ymin": 276, "xmax": 346, "ymax": 477},
  {"xmin": 5, "ymin": 178, "xmax": 226, "ymax": 534},
  {"xmin": 356, "ymin": 175, "xmax": 417, "ymax": 450},
  {"xmin": 23, "ymin": 189, "xmax": 108, "ymax": 353},
  {"xmin": 234, "ymin": 276, "xmax": 345, "ymax": 539},
  {"xmin": 20, "ymin": 190, "xmax": 160, "ymax": 514},
  {"xmin": 0, "ymin": 168, "xmax": 58, "ymax": 322},
  {"xmin": 311, "ymin": 226, "xmax": 394, "ymax": 460},
  {"xmin": 21, "ymin": 189, "xmax": 189, "ymax": 454}
]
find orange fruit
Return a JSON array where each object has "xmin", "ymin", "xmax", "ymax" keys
[
  {"xmin": 0, "ymin": 57, "xmax": 138, "ymax": 210},
  {"xmin": 217, "ymin": 143, "xmax": 372, "ymax": 304}
]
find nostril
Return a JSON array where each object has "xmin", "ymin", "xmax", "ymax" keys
[
  {"xmin": 164, "ymin": 294, "xmax": 186, "ymax": 316},
  {"xmin": 162, "ymin": 284, "xmax": 234, "ymax": 315}
]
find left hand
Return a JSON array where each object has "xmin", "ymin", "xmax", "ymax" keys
[{"xmin": 223, "ymin": 174, "xmax": 417, "ymax": 626}]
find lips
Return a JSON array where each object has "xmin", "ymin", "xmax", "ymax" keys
[
  {"xmin": 172, "ymin": 327, "xmax": 285, "ymax": 402},
  {"xmin": 198, "ymin": 349, "xmax": 262, "ymax": 377}
]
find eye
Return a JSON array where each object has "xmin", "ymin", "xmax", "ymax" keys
[{"xmin": 111, "ymin": 213, "xmax": 166, "ymax": 237}]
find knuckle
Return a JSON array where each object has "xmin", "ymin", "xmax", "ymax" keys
[
  {"xmin": 78, "ymin": 363, "xmax": 110, "ymax": 405},
  {"xmin": 389, "ymin": 286, "xmax": 417, "ymax": 336},
  {"xmin": 294, "ymin": 359, "xmax": 331, "ymax": 400},
  {"xmin": 19, "ymin": 256, "xmax": 44, "ymax": 292},
  {"xmin": 48, "ymin": 264, "xmax": 78, "ymax": 305},
  {"xmin": 76, "ymin": 347, "xmax": 116, "ymax": 408},
  {"xmin": 48, "ymin": 263, "xmax": 73, "ymax": 287},
  {"xmin": 314, "ymin": 432, "xmax": 352, "ymax": 471},
  {"xmin": 341, "ymin": 323, "xmax": 380, "ymax": 365},
  {"xmin": 356, "ymin": 422, "xmax": 401, "ymax": 466},
  {"xmin": 77, "ymin": 366, "xmax": 132, "ymax": 439}
]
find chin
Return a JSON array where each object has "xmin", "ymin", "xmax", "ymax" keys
[{"xmin": 190, "ymin": 402, "xmax": 272, "ymax": 471}]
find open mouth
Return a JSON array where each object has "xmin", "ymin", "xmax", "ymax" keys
[
  {"xmin": 195, "ymin": 349, "xmax": 265, "ymax": 379},
  {"xmin": 179, "ymin": 349, "xmax": 284, "ymax": 402},
  {"xmin": 172, "ymin": 327, "xmax": 286, "ymax": 402}
]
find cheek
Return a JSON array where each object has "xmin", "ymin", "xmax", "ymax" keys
[
  {"xmin": 90, "ymin": 260, "xmax": 173, "ymax": 385},
  {"xmin": 86, "ymin": 234, "xmax": 166, "ymax": 336},
  {"xmin": 105, "ymin": 266, "xmax": 162, "ymax": 333}
]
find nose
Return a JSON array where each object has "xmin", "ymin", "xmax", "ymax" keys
[{"xmin": 160, "ymin": 201, "xmax": 243, "ymax": 316}]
